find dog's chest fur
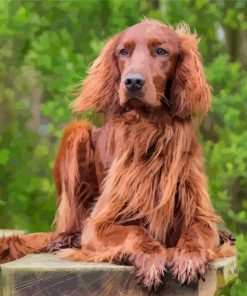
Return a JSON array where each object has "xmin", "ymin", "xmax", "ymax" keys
[{"xmin": 93, "ymin": 111, "xmax": 191, "ymax": 242}]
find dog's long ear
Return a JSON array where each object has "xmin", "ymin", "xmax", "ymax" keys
[
  {"xmin": 72, "ymin": 34, "xmax": 121, "ymax": 113},
  {"xmin": 170, "ymin": 26, "xmax": 211, "ymax": 119}
]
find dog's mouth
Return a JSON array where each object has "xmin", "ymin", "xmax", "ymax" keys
[
  {"xmin": 122, "ymin": 98, "xmax": 148, "ymax": 113},
  {"xmin": 122, "ymin": 96, "xmax": 171, "ymax": 115},
  {"xmin": 126, "ymin": 98, "xmax": 146, "ymax": 108}
]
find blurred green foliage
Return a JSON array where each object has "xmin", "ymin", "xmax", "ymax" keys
[{"xmin": 0, "ymin": 0, "xmax": 247, "ymax": 294}]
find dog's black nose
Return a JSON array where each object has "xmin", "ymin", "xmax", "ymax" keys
[{"xmin": 124, "ymin": 73, "xmax": 145, "ymax": 91}]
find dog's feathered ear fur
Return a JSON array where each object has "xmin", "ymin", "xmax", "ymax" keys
[
  {"xmin": 72, "ymin": 34, "xmax": 121, "ymax": 114},
  {"xmin": 170, "ymin": 26, "xmax": 211, "ymax": 119}
]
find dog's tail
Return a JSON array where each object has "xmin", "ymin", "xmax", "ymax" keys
[
  {"xmin": 207, "ymin": 230, "xmax": 237, "ymax": 260},
  {"xmin": 0, "ymin": 232, "xmax": 56, "ymax": 263},
  {"xmin": 207, "ymin": 242, "xmax": 236, "ymax": 262},
  {"xmin": 215, "ymin": 242, "xmax": 236, "ymax": 258}
]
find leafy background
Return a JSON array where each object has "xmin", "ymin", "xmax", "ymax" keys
[{"xmin": 0, "ymin": 0, "xmax": 246, "ymax": 294}]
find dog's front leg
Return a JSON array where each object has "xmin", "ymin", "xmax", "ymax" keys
[
  {"xmin": 61, "ymin": 218, "xmax": 167, "ymax": 290},
  {"xmin": 171, "ymin": 221, "xmax": 218, "ymax": 285},
  {"xmin": 170, "ymin": 152, "xmax": 219, "ymax": 285}
]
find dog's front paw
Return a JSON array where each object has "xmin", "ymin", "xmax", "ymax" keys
[
  {"xmin": 171, "ymin": 247, "xmax": 208, "ymax": 285},
  {"xmin": 132, "ymin": 247, "xmax": 167, "ymax": 291}
]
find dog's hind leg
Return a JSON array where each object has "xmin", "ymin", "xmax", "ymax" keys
[{"xmin": 50, "ymin": 120, "xmax": 99, "ymax": 250}]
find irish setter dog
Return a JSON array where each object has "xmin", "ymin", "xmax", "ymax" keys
[{"xmin": 0, "ymin": 20, "xmax": 235, "ymax": 289}]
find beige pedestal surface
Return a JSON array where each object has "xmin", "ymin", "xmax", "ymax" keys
[{"xmin": 0, "ymin": 252, "xmax": 237, "ymax": 296}]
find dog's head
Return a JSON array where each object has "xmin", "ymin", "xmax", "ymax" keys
[{"xmin": 72, "ymin": 20, "xmax": 211, "ymax": 119}]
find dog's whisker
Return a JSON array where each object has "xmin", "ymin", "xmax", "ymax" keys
[
  {"xmin": 155, "ymin": 91, "xmax": 172, "ymax": 108},
  {"xmin": 160, "ymin": 96, "xmax": 172, "ymax": 107}
]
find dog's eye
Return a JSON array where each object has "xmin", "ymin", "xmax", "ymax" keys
[
  {"xmin": 155, "ymin": 48, "xmax": 168, "ymax": 56},
  {"xmin": 119, "ymin": 48, "xmax": 129, "ymax": 56}
]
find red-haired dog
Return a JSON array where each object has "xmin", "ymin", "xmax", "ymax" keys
[{"xmin": 0, "ymin": 20, "xmax": 235, "ymax": 289}]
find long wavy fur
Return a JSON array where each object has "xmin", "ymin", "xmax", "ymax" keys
[{"xmin": 90, "ymin": 111, "xmax": 220, "ymax": 242}]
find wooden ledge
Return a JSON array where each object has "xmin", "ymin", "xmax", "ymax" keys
[{"xmin": 0, "ymin": 253, "xmax": 237, "ymax": 296}]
